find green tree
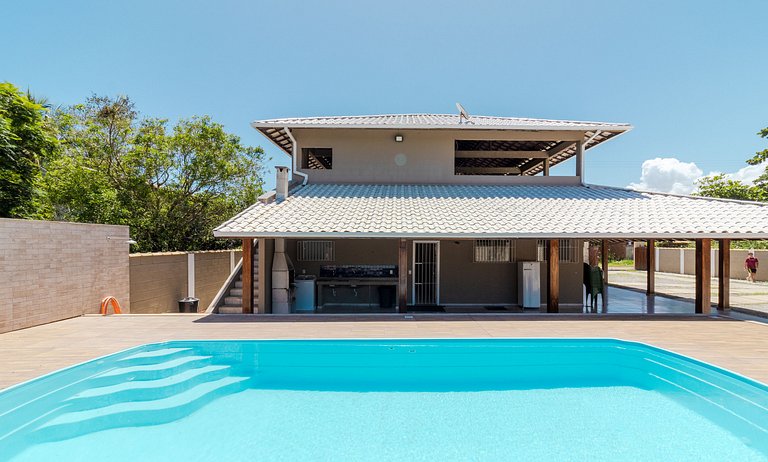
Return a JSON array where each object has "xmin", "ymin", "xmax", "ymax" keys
[
  {"xmin": 0, "ymin": 82, "xmax": 57, "ymax": 218},
  {"xmin": 695, "ymin": 126, "xmax": 768, "ymax": 202},
  {"xmin": 46, "ymin": 95, "xmax": 265, "ymax": 252},
  {"xmin": 746, "ymin": 127, "xmax": 768, "ymax": 190},
  {"xmin": 695, "ymin": 174, "xmax": 764, "ymax": 201}
]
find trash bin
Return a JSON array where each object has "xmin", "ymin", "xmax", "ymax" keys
[
  {"xmin": 378, "ymin": 286, "xmax": 395, "ymax": 309},
  {"xmin": 178, "ymin": 297, "xmax": 199, "ymax": 313}
]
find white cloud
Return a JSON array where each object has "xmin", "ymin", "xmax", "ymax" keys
[
  {"xmin": 721, "ymin": 162, "xmax": 767, "ymax": 184},
  {"xmin": 627, "ymin": 157, "xmax": 703, "ymax": 195},
  {"xmin": 627, "ymin": 158, "xmax": 768, "ymax": 195}
]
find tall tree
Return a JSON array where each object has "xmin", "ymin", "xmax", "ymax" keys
[
  {"xmin": 0, "ymin": 82, "xmax": 57, "ymax": 218},
  {"xmin": 46, "ymin": 95, "xmax": 265, "ymax": 252},
  {"xmin": 695, "ymin": 126, "xmax": 768, "ymax": 202}
]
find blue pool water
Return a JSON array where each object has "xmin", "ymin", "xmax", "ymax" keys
[{"xmin": 0, "ymin": 339, "xmax": 766, "ymax": 461}]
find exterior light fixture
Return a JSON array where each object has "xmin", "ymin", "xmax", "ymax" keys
[{"xmin": 394, "ymin": 134, "xmax": 404, "ymax": 142}]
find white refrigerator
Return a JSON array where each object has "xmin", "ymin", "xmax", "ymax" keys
[{"xmin": 517, "ymin": 262, "xmax": 541, "ymax": 309}]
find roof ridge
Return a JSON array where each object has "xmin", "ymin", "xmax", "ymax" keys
[
  {"xmin": 585, "ymin": 183, "xmax": 768, "ymax": 207},
  {"xmin": 252, "ymin": 113, "xmax": 632, "ymax": 126}
]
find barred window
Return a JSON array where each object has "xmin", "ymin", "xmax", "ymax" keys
[
  {"xmin": 536, "ymin": 239, "xmax": 579, "ymax": 263},
  {"xmin": 474, "ymin": 239, "xmax": 515, "ymax": 263},
  {"xmin": 297, "ymin": 241, "xmax": 335, "ymax": 261}
]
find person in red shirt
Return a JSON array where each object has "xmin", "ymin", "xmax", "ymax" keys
[{"xmin": 745, "ymin": 252, "xmax": 759, "ymax": 282}]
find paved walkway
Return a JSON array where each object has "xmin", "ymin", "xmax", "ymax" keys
[
  {"xmin": 1, "ymin": 314, "xmax": 767, "ymax": 390},
  {"xmin": 609, "ymin": 269, "xmax": 768, "ymax": 315}
]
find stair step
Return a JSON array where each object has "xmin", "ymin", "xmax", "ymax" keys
[
  {"xmin": 67, "ymin": 365, "xmax": 232, "ymax": 408},
  {"xmin": 234, "ymin": 281, "xmax": 242, "ymax": 288},
  {"xmin": 224, "ymin": 296, "xmax": 242, "ymax": 305},
  {"xmin": 94, "ymin": 355, "xmax": 214, "ymax": 383},
  {"xmin": 34, "ymin": 376, "xmax": 250, "ymax": 442},
  {"xmin": 229, "ymin": 288, "xmax": 242, "ymax": 296},
  {"xmin": 218, "ymin": 305, "xmax": 244, "ymax": 314},
  {"xmin": 117, "ymin": 348, "xmax": 194, "ymax": 366}
]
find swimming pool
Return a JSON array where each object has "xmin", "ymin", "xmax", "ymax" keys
[{"xmin": 0, "ymin": 339, "xmax": 766, "ymax": 461}]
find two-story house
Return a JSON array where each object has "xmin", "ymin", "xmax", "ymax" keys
[{"xmin": 212, "ymin": 112, "xmax": 768, "ymax": 315}]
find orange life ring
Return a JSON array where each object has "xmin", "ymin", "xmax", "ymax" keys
[{"xmin": 100, "ymin": 296, "xmax": 123, "ymax": 315}]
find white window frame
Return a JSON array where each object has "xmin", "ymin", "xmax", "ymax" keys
[
  {"xmin": 473, "ymin": 239, "xmax": 515, "ymax": 263},
  {"xmin": 296, "ymin": 240, "xmax": 335, "ymax": 262}
]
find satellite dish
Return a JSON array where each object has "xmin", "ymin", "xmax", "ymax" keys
[{"xmin": 456, "ymin": 102, "xmax": 471, "ymax": 123}]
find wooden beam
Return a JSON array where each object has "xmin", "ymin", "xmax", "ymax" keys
[
  {"xmin": 718, "ymin": 239, "xmax": 730, "ymax": 310},
  {"xmin": 455, "ymin": 150, "xmax": 550, "ymax": 159},
  {"xmin": 601, "ymin": 239, "xmax": 608, "ymax": 310},
  {"xmin": 398, "ymin": 239, "xmax": 407, "ymax": 313},
  {"xmin": 546, "ymin": 141, "xmax": 577, "ymax": 157},
  {"xmin": 519, "ymin": 141, "xmax": 577, "ymax": 175},
  {"xmin": 646, "ymin": 239, "xmax": 655, "ymax": 295},
  {"xmin": 242, "ymin": 238, "xmax": 253, "ymax": 314},
  {"xmin": 696, "ymin": 239, "xmax": 712, "ymax": 314},
  {"xmin": 456, "ymin": 131, "xmax": 584, "ymax": 142},
  {"xmin": 455, "ymin": 167, "xmax": 522, "ymax": 175},
  {"xmin": 547, "ymin": 239, "xmax": 559, "ymax": 313}
]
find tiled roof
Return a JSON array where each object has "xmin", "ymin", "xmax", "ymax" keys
[
  {"xmin": 252, "ymin": 114, "xmax": 631, "ymax": 130},
  {"xmin": 214, "ymin": 184, "xmax": 768, "ymax": 239},
  {"xmin": 252, "ymin": 113, "xmax": 632, "ymax": 157}
]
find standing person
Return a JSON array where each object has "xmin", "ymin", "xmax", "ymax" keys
[{"xmin": 745, "ymin": 252, "xmax": 759, "ymax": 282}]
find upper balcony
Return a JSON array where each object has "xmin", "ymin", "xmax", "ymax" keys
[{"xmin": 252, "ymin": 113, "xmax": 631, "ymax": 185}]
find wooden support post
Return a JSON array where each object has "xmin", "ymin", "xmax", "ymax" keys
[
  {"xmin": 398, "ymin": 238, "xmax": 407, "ymax": 313},
  {"xmin": 242, "ymin": 238, "xmax": 253, "ymax": 314},
  {"xmin": 256, "ymin": 238, "xmax": 266, "ymax": 314},
  {"xmin": 543, "ymin": 158, "xmax": 550, "ymax": 176},
  {"xmin": 718, "ymin": 239, "xmax": 730, "ymax": 310},
  {"xmin": 696, "ymin": 239, "xmax": 712, "ymax": 314},
  {"xmin": 646, "ymin": 239, "xmax": 655, "ymax": 295},
  {"xmin": 547, "ymin": 239, "xmax": 559, "ymax": 313},
  {"xmin": 601, "ymin": 240, "xmax": 608, "ymax": 310}
]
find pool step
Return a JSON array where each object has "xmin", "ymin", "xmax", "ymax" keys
[
  {"xmin": 66, "ymin": 365, "xmax": 232, "ymax": 409},
  {"xmin": 34, "ymin": 376, "xmax": 251, "ymax": 442},
  {"xmin": 91, "ymin": 355, "xmax": 214, "ymax": 384},
  {"xmin": 115, "ymin": 347, "xmax": 196, "ymax": 366}
]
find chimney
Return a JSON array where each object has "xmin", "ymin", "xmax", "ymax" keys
[{"xmin": 275, "ymin": 166, "xmax": 290, "ymax": 201}]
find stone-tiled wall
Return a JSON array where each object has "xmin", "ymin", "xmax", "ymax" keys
[
  {"xmin": 0, "ymin": 219, "xmax": 131, "ymax": 334},
  {"xmin": 129, "ymin": 250, "xmax": 241, "ymax": 313}
]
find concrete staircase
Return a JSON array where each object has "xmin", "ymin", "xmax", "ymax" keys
[{"xmin": 217, "ymin": 249, "xmax": 258, "ymax": 314}]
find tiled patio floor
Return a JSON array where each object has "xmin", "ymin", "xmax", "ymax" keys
[
  {"xmin": 609, "ymin": 269, "xmax": 768, "ymax": 315},
  {"xmin": 1, "ymin": 313, "xmax": 767, "ymax": 390}
]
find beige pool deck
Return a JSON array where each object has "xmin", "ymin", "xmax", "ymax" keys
[{"xmin": 1, "ymin": 313, "xmax": 767, "ymax": 390}]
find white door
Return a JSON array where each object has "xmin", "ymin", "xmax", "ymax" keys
[{"xmin": 412, "ymin": 241, "xmax": 439, "ymax": 305}]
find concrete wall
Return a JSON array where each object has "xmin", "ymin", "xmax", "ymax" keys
[
  {"xmin": 292, "ymin": 128, "xmax": 584, "ymax": 185},
  {"xmin": 129, "ymin": 250, "xmax": 241, "ymax": 313},
  {"xmin": 285, "ymin": 238, "xmax": 583, "ymax": 307},
  {"xmin": 0, "ymin": 218, "xmax": 130, "ymax": 333},
  {"xmin": 655, "ymin": 247, "xmax": 767, "ymax": 282}
]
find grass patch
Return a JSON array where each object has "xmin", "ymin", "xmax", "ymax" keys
[{"xmin": 609, "ymin": 259, "xmax": 634, "ymax": 267}]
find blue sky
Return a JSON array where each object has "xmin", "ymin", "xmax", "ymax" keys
[{"xmin": 3, "ymin": 0, "xmax": 767, "ymax": 191}]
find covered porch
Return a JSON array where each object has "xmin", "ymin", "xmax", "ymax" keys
[
  {"xmin": 214, "ymin": 183, "xmax": 768, "ymax": 317},
  {"xmin": 230, "ymin": 236, "xmax": 738, "ymax": 316}
]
